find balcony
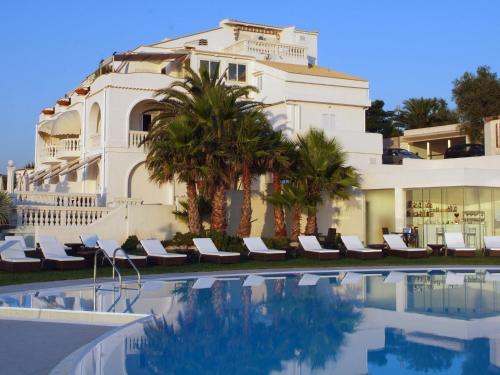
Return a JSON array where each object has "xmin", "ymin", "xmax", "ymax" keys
[
  {"xmin": 39, "ymin": 138, "xmax": 80, "ymax": 164},
  {"xmin": 225, "ymin": 40, "xmax": 307, "ymax": 64},
  {"xmin": 129, "ymin": 131, "xmax": 148, "ymax": 151}
]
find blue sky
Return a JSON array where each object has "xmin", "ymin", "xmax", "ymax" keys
[{"xmin": 1, "ymin": 0, "xmax": 499, "ymax": 170}]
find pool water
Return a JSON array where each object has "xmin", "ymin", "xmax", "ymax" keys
[{"xmin": 4, "ymin": 270, "xmax": 500, "ymax": 374}]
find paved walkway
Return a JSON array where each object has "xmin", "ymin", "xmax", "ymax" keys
[{"xmin": 0, "ymin": 320, "xmax": 112, "ymax": 375}]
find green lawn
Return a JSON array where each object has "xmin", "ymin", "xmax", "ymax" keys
[{"xmin": 1, "ymin": 251, "xmax": 500, "ymax": 287}]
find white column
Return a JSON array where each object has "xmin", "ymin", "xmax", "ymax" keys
[
  {"xmin": 447, "ymin": 139, "xmax": 451, "ymax": 148},
  {"xmin": 6, "ymin": 160, "xmax": 15, "ymax": 193},
  {"xmin": 426, "ymin": 141, "xmax": 430, "ymax": 159},
  {"xmin": 394, "ymin": 188, "xmax": 406, "ymax": 233}
]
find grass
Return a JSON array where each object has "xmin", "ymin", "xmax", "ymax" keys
[{"xmin": 1, "ymin": 251, "xmax": 500, "ymax": 287}]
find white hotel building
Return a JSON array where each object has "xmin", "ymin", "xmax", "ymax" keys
[{"xmin": 7, "ymin": 19, "xmax": 500, "ymax": 246}]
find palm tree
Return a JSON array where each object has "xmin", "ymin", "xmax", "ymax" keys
[
  {"xmin": 296, "ymin": 129, "xmax": 360, "ymax": 235},
  {"xmin": 0, "ymin": 192, "xmax": 12, "ymax": 226},
  {"xmin": 144, "ymin": 116, "xmax": 205, "ymax": 234},
  {"xmin": 397, "ymin": 97, "xmax": 458, "ymax": 129},
  {"xmin": 267, "ymin": 183, "xmax": 306, "ymax": 241},
  {"xmin": 147, "ymin": 67, "xmax": 261, "ymax": 234},
  {"xmin": 266, "ymin": 132, "xmax": 296, "ymax": 239},
  {"xmin": 234, "ymin": 110, "xmax": 273, "ymax": 237}
]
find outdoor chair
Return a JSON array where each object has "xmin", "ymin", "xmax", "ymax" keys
[
  {"xmin": 243, "ymin": 237, "xmax": 287, "ymax": 261},
  {"xmin": 483, "ymin": 236, "xmax": 500, "ymax": 257},
  {"xmin": 0, "ymin": 240, "xmax": 41, "ymax": 272},
  {"xmin": 383, "ymin": 234, "xmax": 428, "ymax": 258},
  {"xmin": 192, "ymin": 238, "xmax": 241, "ymax": 264},
  {"xmin": 340, "ymin": 235, "xmax": 383, "ymax": 260},
  {"xmin": 96, "ymin": 239, "xmax": 148, "ymax": 268},
  {"xmin": 140, "ymin": 239, "xmax": 187, "ymax": 266},
  {"xmin": 444, "ymin": 232, "xmax": 476, "ymax": 257},
  {"xmin": 38, "ymin": 236, "xmax": 86, "ymax": 270},
  {"xmin": 298, "ymin": 235, "xmax": 340, "ymax": 260}
]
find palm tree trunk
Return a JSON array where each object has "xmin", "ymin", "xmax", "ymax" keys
[
  {"xmin": 272, "ymin": 172, "xmax": 287, "ymax": 239},
  {"xmin": 305, "ymin": 211, "xmax": 318, "ymax": 235},
  {"xmin": 237, "ymin": 163, "xmax": 252, "ymax": 238},
  {"xmin": 290, "ymin": 204, "xmax": 301, "ymax": 241},
  {"xmin": 186, "ymin": 180, "xmax": 202, "ymax": 235},
  {"xmin": 210, "ymin": 183, "xmax": 227, "ymax": 233}
]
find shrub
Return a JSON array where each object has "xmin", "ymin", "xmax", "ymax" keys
[{"xmin": 122, "ymin": 235, "xmax": 139, "ymax": 252}]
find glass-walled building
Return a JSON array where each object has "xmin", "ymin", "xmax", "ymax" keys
[
  {"xmin": 406, "ymin": 187, "xmax": 500, "ymax": 247},
  {"xmin": 364, "ymin": 187, "xmax": 500, "ymax": 247}
]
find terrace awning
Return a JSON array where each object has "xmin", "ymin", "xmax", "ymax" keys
[
  {"xmin": 60, "ymin": 155, "xmax": 101, "ymax": 176},
  {"xmin": 112, "ymin": 51, "xmax": 189, "ymax": 62},
  {"xmin": 38, "ymin": 110, "xmax": 81, "ymax": 137}
]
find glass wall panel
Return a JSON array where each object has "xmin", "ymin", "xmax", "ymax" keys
[{"xmin": 405, "ymin": 187, "xmax": 494, "ymax": 248}]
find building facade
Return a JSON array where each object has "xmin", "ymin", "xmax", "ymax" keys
[{"xmin": 8, "ymin": 19, "xmax": 500, "ymax": 247}]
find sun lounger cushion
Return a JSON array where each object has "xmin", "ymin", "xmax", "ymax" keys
[
  {"xmin": 5, "ymin": 236, "xmax": 35, "ymax": 251},
  {"xmin": 97, "ymin": 240, "xmax": 146, "ymax": 260},
  {"xmin": 484, "ymin": 236, "xmax": 500, "ymax": 249},
  {"xmin": 0, "ymin": 241, "xmax": 40, "ymax": 263},
  {"xmin": 193, "ymin": 238, "xmax": 240, "ymax": 256},
  {"xmin": 298, "ymin": 236, "xmax": 338, "ymax": 253},
  {"xmin": 140, "ymin": 240, "xmax": 186, "ymax": 258},
  {"xmin": 243, "ymin": 237, "xmax": 286, "ymax": 254},
  {"xmin": 39, "ymin": 236, "xmax": 84, "ymax": 261},
  {"xmin": 80, "ymin": 234, "xmax": 99, "ymax": 248}
]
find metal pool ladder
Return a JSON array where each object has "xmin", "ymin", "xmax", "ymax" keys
[
  {"xmin": 93, "ymin": 248, "xmax": 123, "ymax": 289},
  {"xmin": 93, "ymin": 248, "xmax": 142, "ymax": 288}
]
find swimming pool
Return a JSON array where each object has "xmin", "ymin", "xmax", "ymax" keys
[{"xmin": 3, "ymin": 268, "xmax": 500, "ymax": 374}]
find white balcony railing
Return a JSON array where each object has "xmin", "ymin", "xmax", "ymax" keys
[
  {"xmin": 129, "ymin": 131, "xmax": 148, "ymax": 150},
  {"xmin": 225, "ymin": 40, "xmax": 307, "ymax": 62},
  {"xmin": 14, "ymin": 191, "xmax": 100, "ymax": 207},
  {"xmin": 16, "ymin": 205, "xmax": 112, "ymax": 227},
  {"xmin": 40, "ymin": 138, "xmax": 80, "ymax": 163}
]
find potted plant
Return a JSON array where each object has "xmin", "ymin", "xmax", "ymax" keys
[
  {"xmin": 75, "ymin": 87, "xmax": 90, "ymax": 95},
  {"xmin": 41, "ymin": 107, "xmax": 55, "ymax": 115},
  {"xmin": 57, "ymin": 98, "xmax": 71, "ymax": 106}
]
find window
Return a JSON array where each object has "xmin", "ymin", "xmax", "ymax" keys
[
  {"xmin": 199, "ymin": 59, "xmax": 220, "ymax": 77},
  {"xmin": 142, "ymin": 113, "xmax": 152, "ymax": 132},
  {"xmin": 321, "ymin": 113, "xmax": 336, "ymax": 131},
  {"xmin": 228, "ymin": 63, "xmax": 246, "ymax": 82},
  {"xmin": 497, "ymin": 123, "xmax": 500, "ymax": 148}
]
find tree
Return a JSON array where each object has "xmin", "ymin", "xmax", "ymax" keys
[
  {"xmin": 365, "ymin": 100, "xmax": 400, "ymax": 138},
  {"xmin": 452, "ymin": 66, "xmax": 500, "ymax": 143},
  {"xmin": 296, "ymin": 129, "xmax": 360, "ymax": 235},
  {"xmin": 0, "ymin": 191, "xmax": 12, "ymax": 225},
  {"xmin": 233, "ymin": 110, "xmax": 273, "ymax": 237},
  {"xmin": 145, "ymin": 116, "xmax": 205, "ymax": 234},
  {"xmin": 146, "ymin": 67, "xmax": 261, "ymax": 234},
  {"xmin": 266, "ymin": 133, "xmax": 296, "ymax": 239},
  {"xmin": 396, "ymin": 97, "xmax": 458, "ymax": 129},
  {"xmin": 267, "ymin": 183, "xmax": 306, "ymax": 241}
]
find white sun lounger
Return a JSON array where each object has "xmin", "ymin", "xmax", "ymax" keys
[
  {"xmin": 192, "ymin": 238, "xmax": 240, "ymax": 264},
  {"xmin": 243, "ymin": 237, "xmax": 287, "ymax": 261},
  {"xmin": 140, "ymin": 239, "xmax": 187, "ymax": 266},
  {"xmin": 444, "ymin": 232, "xmax": 476, "ymax": 257},
  {"xmin": 96, "ymin": 239, "xmax": 147, "ymax": 267},
  {"xmin": 79, "ymin": 234, "xmax": 99, "ymax": 248},
  {"xmin": 298, "ymin": 236, "xmax": 339, "ymax": 260},
  {"xmin": 340, "ymin": 235, "xmax": 383, "ymax": 259},
  {"xmin": 383, "ymin": 234, "xmax": 428, "ymax": 258},
  {"xmin": 483, "ymin": 236, "xmax": 500, "ymax": 256},
  {"xmin": 38, "ymin": 236, "xmax": 86, "ymax": 270},
  {"xmin": 0, "ymin": 240, "xmax": 40, "ymax": 272},
  {"xmin": 5, "ymin": 236, "xmax": 36, "ymax": 252}
]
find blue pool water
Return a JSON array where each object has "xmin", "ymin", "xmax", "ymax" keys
[{"xmin": 3, "ymin": 269, "xmax": 500, "ymax": 374}]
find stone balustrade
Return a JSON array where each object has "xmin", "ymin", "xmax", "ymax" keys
[
  {"xmin": 129, "ymin": 131, "xmax": 148, "ymax": 149},
  {"xmin": 14, "ymin": 191, "xmax": 100, "ymax": 207},
  {"xmin": 16, "ymin": 205, "xmax": 112, "ymax": 227},
  {"xmin": 40, "ymin": 137, "xmax": 80, "ymax": 163},
  {"xmin": 225, "ymin": 39, "xmax": 307, "ymax": 62}
]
